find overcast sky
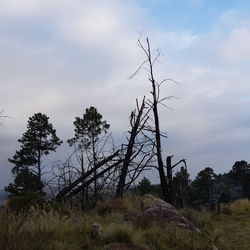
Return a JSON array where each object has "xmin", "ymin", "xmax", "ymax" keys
[{"xmin": 1, "ymin": 0, "xmax": 250, "ymax": 188}]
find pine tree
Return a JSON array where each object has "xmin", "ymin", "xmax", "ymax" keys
[
  {"xmin": 6, "ymin": 113, "xmax": 62, "ymax": 194},
  {"xmin": 68, "ymin": 106, "xmax": 110, "ymax": 197},
  {"xmin": 138, "ymin": 177, "xmax": 152, "ymax": 196}
]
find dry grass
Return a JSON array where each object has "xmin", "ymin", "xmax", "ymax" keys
[{"xmin": 0, "ymin": 198, "xmax": 250, "ymax": 250}]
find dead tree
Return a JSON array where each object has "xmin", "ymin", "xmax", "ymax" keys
[
  {"xmin": 55, "ymin": 150, "xmax": 120, "ymax": 201},
  {"xmin": 134, "ymin": 37, "xmax": 172, "ymax": 201},
  {"xmin": 116, "ymin": 97, "xmax": 151, "ymax": 198},
  {"xmin": 166, "ymin": 155, "xmax": 187, "ymax": 204}
]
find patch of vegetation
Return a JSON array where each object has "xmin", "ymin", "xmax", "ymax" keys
[{"xmin": 1, "ymin": 198, "xmax": 249, "ymax": 250}]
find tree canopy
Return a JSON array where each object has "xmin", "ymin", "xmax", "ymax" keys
[{"xmin": 6, "ymin": 112, "xmax": 62, "ymax": 194}]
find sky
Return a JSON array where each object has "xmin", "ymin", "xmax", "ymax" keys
[{"xmin": 1, "ymin": 0, "xmax": 250, "ymax": 188}]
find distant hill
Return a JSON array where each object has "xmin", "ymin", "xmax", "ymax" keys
[{"xmin": 0, "ymin": 189, "xmax": 8, "ymax": 205}]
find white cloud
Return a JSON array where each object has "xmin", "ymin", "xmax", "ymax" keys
[{"xmin": 221, "ymin": 28, "xmax": 250, "ymax": 63}]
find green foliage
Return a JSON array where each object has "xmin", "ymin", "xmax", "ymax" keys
[
  {"xmin": 137, "ymin": 177, "xmax": 152, "ymax": 196},
  {"xmin": 67, "ymin": 106, "xmax": 111, "ymax": 199},
  {"xmin": 1, "ymin": 197, "xmax": 250, "ymax": 250},
  {"xmin": 229, "ymin": 160, "xmax": 250, "ymax": 198},
  {"xmin": 5, "ymin": 168, "xmax": 43, "ymax": 194},
  {"xmin": 9, "ymin": 113, "xmax": 62, "ymax": 171},
  {"xmin": 8, "ymin": 192, "xmax": 45, "ymax": 211},
  {"xmin": 6, "ymin": 113, "xmax": 62, "ymax": 196},
  {"xmin": 103, "ymin": 224, "xmax": 135, "ymax": 244},
  {"xmin": 189, "ymin": 167, "xmax": 216, "ymax": 208},
  {"xmin": 141, "ymin": 223, "xmax": 214, "ymax": 250},
  {"xmin": 67, "ymin": 106, "xmax": 110, "ymax": 149},
  {"xmin": 172, "ymin": 166, "xmax": 190, "ymax": 208}
]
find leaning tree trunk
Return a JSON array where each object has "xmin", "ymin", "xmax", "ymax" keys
[{"xmin": 116, "ymin": 98, "xmax": 146, "ymax": 198}]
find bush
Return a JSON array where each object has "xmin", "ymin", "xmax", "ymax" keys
[
  {"xmin": 103, "ymin": 224, "xmax": 136, "ymax": 244},
  {"xmin": 95, "ymin": 200, "xmax": 112, "ymax": 215},
  {"xmin": 179, "ymin": 207, "xmax": 212, "ymax": 229},
  {"xmin": 111, "ymin": 198, "xmax": 133, "ymax": 213},
  {"xmin": 8, "ymin": 192, "xmax": 45, "ymax": 211}
]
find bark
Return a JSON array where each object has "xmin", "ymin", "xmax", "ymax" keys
[
  {"xmin": 146, "ymin": 38, "xmax": 168, "ymax": 201},
  {"xmin": 166, "ymin": 155, "xmax": 173, "ymax": 203},
  {"xmin": 116, "ymin": 98, "xmax": 146, "ymax": 198},
  {"xmin": 166, "ymin": 155, "xmax": 187, "ymax": 205},
  {"xmin": 65, "ymin": 159, "xmax": 123, "ymax": 200}
]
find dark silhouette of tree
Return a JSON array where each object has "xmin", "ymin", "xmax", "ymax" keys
[
  {"xmin": 230, "ymin": 160, "xmax": 250, "ymax": 198},
  {"xmin": 138, "ymin": 177, "xmax": 152, "ymax": 196},
  {"xmin": 166, "ymin": 155, "xmax": 187, "ymax": 204},
  {"xmin": 172, "ymin": 166, "xmax": 190, "ymax": 207},
  {"xmin": 7, "ymin": 112, "xmax": 62, "ymax": 193},
  {"xmin": 132, "ymin": 37, "xmax": 175, "ymax": 201},
  {"xmin": 189, "ymin": 167, "xmax": 216, "ymax": 208},
  {"xmin": 5, "ymin": 168, "xmax": 43, "ymax": 194},
  {"xmin": 67, "ymin": 106, "xmax": 110, "ymax": 199},
  {"xmin": 116, "ymin": 97, "xmax": 153, "ymax": 198}
]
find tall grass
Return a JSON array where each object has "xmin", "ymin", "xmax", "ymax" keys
[{"xmin": 1, "ymin": 198, "xmax": 250, "ymax": 249}]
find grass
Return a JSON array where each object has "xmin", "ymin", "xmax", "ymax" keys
[{"xmin": 0, "ymin": 198, "xmax": 250, "ymax": 250}]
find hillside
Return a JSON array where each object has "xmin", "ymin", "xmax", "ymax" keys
[{"xmin": 1, "ymin": 197, "xmax": 250, "ymax": 250}]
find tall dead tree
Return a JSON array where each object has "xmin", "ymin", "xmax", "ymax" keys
[{"xmin": 136, "ymin": 38, "xmax": 170, "ymax": 201}]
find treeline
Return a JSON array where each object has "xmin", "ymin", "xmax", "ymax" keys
[{"xmin": 135, "ymin": 161, "xmax": 250, "ymax": 209}]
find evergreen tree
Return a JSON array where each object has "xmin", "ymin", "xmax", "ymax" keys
[
  {"xmin": 68, "ymin": 106, "xmax": 110, "ymax": 197},
  {"xmin": 172, "ymin": 167, "xmax": 190, "ymax": 207},
  {"xmin": 189, "ymin": 167, "xmax": 216, "ymax": 208},
  {"xmin": 229, "ymin": 160, "xmax": 250, "ymax": 198},
  {"xmin": 6, "ymin": 113, "xmax": 62, "ymax": 194},
  {"xmin": 137, "ymin": 177, "xmax": 152, "ymax": 196}
]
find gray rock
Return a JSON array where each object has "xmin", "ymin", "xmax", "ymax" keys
[{"xmin": 138, "ymin": 195, "xmax": 200, "ymax": 232}]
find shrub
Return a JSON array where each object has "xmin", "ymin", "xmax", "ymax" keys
[
  {"xmin": 95, "ymin": 200, "xmax": 112, "ymax": 215},
  {"xmin": 8, "ymin": 192, "xmax": 45, "ymax": 212},
  {"xmin": 179, "ymin": 207, "xmax": 212, "ymax": 229},
  {"xmin": 103, "ymin": 224, "xmax": 136, "ymax": 244},
  {"xmin": 111, "ymin": 198, "xmax": 133, "ymax": 213}
]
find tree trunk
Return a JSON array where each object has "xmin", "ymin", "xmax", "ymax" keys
[
  {"xmin": 146, "ymin": 38, "xmax": 168, "ymax": 201},
  {"xmin": 166, "ymin": 155, "xmax": 173, "ymax": 203},
  {"xmin": 116, "ymin": 99, "xmax": 146, "ymax": 198},
  {"xmin": 56, "ymin": 150, "xmax": 119, "ymax": 201}
]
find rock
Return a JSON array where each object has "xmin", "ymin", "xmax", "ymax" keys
[
  {"xmin": 212, "ymin": 245, "xmax": 219, "ymax": 250},
  {"xmin": 103, "ymin": 243, "xmax": 151, "ymax": 250},
  {"xmin": 137, "ymin": 195, "xmax": 200, "ymax": 232},
  {"xmin": 91, "ymin": 222, "xmax": 103, "ymax": 239}
]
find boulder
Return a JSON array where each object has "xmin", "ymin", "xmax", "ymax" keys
[{"xmin": 138, "ymin": 195, "xmax": 200, "ymax": 232}]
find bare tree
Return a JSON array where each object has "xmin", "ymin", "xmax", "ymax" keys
[
  {"xmin": 55, "ymin": 150, "xmax": 120, "ymax": 201},
  {"xmin": 166, "ymin": 155, "xmax": 187, "ymax": 204},
  {"xmin": 116, "ymin": 97, "xmax": 152, "ymax": 198},
  {"xmin": 131, "ymin": 37, "xmax": 177, "ymax": 201}
]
